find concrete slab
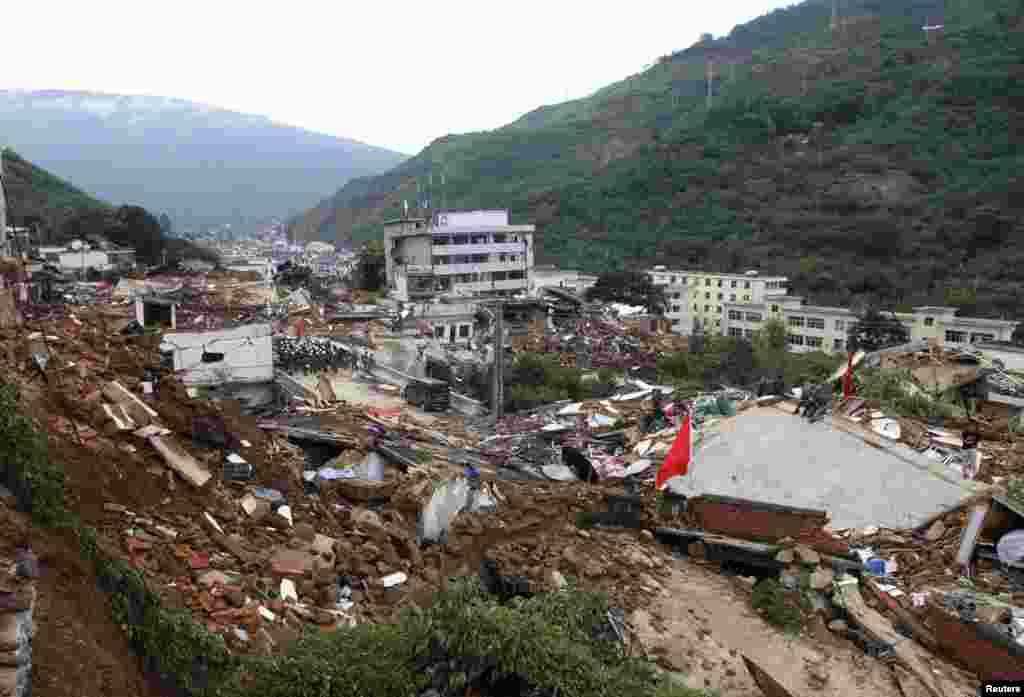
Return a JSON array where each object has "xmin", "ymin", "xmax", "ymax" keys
[{"xmin": 675, "ymin": 407, "xmax": 970, "ymax": 530}]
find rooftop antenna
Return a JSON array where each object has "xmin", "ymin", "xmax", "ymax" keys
[{"xmin": 831, "ymin": 0, "xmax": 839, "ymax": 31}]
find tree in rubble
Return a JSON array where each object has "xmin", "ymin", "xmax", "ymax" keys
[
  {"xmin": 847, "ymin": 307, "xmax": 910, "ymax": 353},
  {"xmin": 355, "ymin": 239, "xmax": 386, "ymax": 292},
  {"xmin": 585, "ymin": 271, "xmax": 667, "ymax": 315}
]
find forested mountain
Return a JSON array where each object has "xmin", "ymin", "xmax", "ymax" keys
[{"xmin": 296, "ymin": 0, "xmax": 1024, "ymax": 319}]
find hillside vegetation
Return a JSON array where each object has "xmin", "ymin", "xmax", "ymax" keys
[
  {"xmin": 296, "ymin": 0, "xmax": 1024, "ymax": 319},
  {"xmin": 2, "ymin": 148, "xmax": 218, "ymax": 266},
  {"xmin": 2, "ymin": 148, "xmax": 106, "ymax": 229}
]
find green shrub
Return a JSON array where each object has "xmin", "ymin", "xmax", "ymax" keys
[
  {"xmin": 0, "ymin": 383, "xmax": 67, "ymax": 526},
  {"xmin": 751, "ymin": 579, "xmax": 804, "ymax": 634}
]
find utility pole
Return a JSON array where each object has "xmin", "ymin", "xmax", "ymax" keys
[{"xmin": 491, "ymin": 302, "xmax": 504, "ymax": 421}]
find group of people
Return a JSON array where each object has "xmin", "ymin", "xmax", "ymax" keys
[{"xmin": 796, "ymin": 382, "xmax": 833, "ymax": 421}]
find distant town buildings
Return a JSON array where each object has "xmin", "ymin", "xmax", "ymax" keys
[
  {"xmin": 648, "ymin": 266, "xmax": 1018, "ymax": 354},
  {"xmin": 384, "ymin": 210, "xmax": 535, "ymax": 302},
  {"xmin": 37, "ymin": 239, "xmax": 136, "ymax": 273}
]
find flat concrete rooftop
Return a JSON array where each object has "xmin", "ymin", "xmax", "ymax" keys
[{"xmin": 676, "ymin": 406, "xmax": 971, "ymax": 530}]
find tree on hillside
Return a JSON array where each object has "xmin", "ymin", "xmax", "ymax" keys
[
  {"xmin": 354, "ymin": 240, "xmax": 386, "ymax": 292},
  {"xmin": 585, "ymin": 271, "xmax": 667, "ymax": 314},
  {"xmin": 847, "ymin": 307, "xmax": 910, "ymax": 353}
]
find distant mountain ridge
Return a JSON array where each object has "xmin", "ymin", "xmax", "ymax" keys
[{"xmin": 0, "ymin": 89, "xmax": 407, "ymax": 233}]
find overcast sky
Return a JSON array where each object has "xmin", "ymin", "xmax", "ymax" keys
[{"xmin": 3, "ymin": 0, "xmax": 796, "ymax": 155}]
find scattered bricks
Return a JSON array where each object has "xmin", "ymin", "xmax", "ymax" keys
[
  {"xmin": 188, "ymin": 551, "xmax": 211, "ymax": 571},
  {"xmin": 310, "ymin": 534, "xmax": 336, "ymax": 565},
  {"xmin": 240, "ymin": 494, "xmax": 271, "ymax": 520},
  {"xmin": 269, "ymin": 549, "xmax": 315, "ymax": 578}
]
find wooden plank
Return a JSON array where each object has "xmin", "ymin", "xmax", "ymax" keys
[
  {"xmin": 837, "ymin": 583, "xmax": 973, "ymax": 697},
  {"xmin": 148, "ymin": 435, "xmax": 212, "ymax": 488}
]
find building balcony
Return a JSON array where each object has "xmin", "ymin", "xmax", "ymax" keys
[
  {"xmin": 434, "ymin": 262, "xmax": 529, "ymax": 275},
  {"xmin": 453, "ymin": 279, "xmax": 528, "ymax": 293},
  {"xmin": 430, "ymin": 242, "xmax": 528, "ymax": 255}
]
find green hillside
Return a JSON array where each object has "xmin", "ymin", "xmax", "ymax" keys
[
  {"xmin": 296, "ymin": 0, "xmax": 1024, "ymax": 318},
  {"xmin": 2, "ymin": 148, "xmax": 107, "ymax": 229},
  {"xmin": 2, "ymin": 149, "xmax": 218, "ymax": 266}
]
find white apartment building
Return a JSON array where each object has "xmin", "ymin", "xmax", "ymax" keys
[
  {"xmin": 647, "ymin": 267, "xmax": 789, "ymax": 334},
  {"xmin": 384, "ymin": 210, "xmax": 534, "ymax": 302},
  {"xmin": 38, "ymin": 241, "xmax": 136, "ymax": 273},
  {"xmin": 722, "ymin": 295, "xmax": 1017, "ymax": 355}
]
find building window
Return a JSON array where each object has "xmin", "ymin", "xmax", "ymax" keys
[
  {"xmin": 492, "ymin": 233, "xmax": 506, "ymax": 243},
  {"xmin": 787, "ymin": 334, "xmax": 804, "ymax": 346},
  {"xmin": 459, "ymin": 325, "xmax": 470, "ymax": 338},
  {"xmin": 717, "ymin": 279, "xmax": 723, "ymax": 287},
  {"xmin": 717, "ymin": 293, "xmax": 723, "ymax": 300},
  {"xmin": 728, "ymin": 310, "xmax": 743, "ymax": 320},
  {"xmin": 745, "ymin": 312, "xmax": 762, "ymax": 322},
  {"xmin": 744, "ymin": 329, "xmax": 755, "ymax": 339},
  {"xmin": 693, "ymin": 304, "xmax": 698, "ymax": 311},
  {"xmin": 508, "ymin": 270, "xmax": 525, "ymax": 280},
  {"xmin": 717, "ymin": 306, "xmax": 723, "ymax": 313},
  {"xmin": 788, "ymin": 316, "xmax": 805, "ymax": 327},
  {"xmin": 705, "ymin": 292, "xmax": 711, "ymax": 300},
  {"xmin": 672, "ymin": 305, "xmax": 681, "ymax": 313},
  {"xmin": 771, "ymin": 305, "xmax": 780, "ymax": 313},
  {"xmin": 807, "ymin": 317, "xmax": 825, "ymax": 330},
  {"xmin": 730, "ymin": 280, "xmax": 738, "ymax": 288},
  {"xmin": 806, "ymin": 336, "xmax": 823, "ymax": 348},
  {"xmin": 730, "ymin": 294, "xmax": 736, "ymax": 302},
  {"xmin": 670, "ymin": 275, "xmax": 677, "ymax": 283},
  {"xmin": 728, "ymin": 328, "xmax": 743, "ymax": 338},
  {"xmin": 970, "ymin": 332, "xmax": 995, "ymax": 343},
  {"xmin": 681, "ymin": 276, "xmax": 687, "ymax": 284},
  {"xmin": 945, "ymin": 330, "xmax": 967, "ymax": 344},
  {"xmin": 705, "ymin": 279, "xmax": 711, "ymax": 287},
  {"xmin": 743, "ymin": 295, "xmax": 751, "ymax": 301},
  {"xmin": 434, "ymin": 326, "xmax": 445, "ymax": 339},
  {"xmin": 833, "ymin": 338, "xmax": 845, "ymax": 351},
  {"xmin": 924, "ymin": 317, "xmax": 934, "ymax": 327},
  {"xmin": 715, "ymin": 319, "xmax": 721, "ymax": 327},
  {"xmin": 705, "ymin": 305, "xmax": 710, "ymax": 312},
  {"xmin": 835, "ymin": 320, "xmax": 845, "ymax": 331},
  {"xmin": 744, "ymin": 281, "xmax": 751, "ymax": 289},
  {"xmin": 673, "ymin": 292, "xmax": 681, "ymax": 299}
]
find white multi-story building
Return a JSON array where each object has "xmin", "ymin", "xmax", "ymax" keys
[
  {"xmin": 647, "ymin": 267, "xmax": 789, "ymax": 335},
  {"xmin": 722, "ymin": 295, "xmax": 1017, "ymax": 355},
  {"xmin": 385, "ymin": 210, "xmax": 534, "ymax": 302}
]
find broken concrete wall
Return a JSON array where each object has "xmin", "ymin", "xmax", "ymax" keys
[{"xmin": 161, "ymin": 323, "xmax": 273, "ymax": 386}]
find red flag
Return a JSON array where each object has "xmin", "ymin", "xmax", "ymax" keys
[
  {"xmin": 656, "ymin": 411, "xmax": 692, "ymax": 490},
  {"xmin": 843, "ymin": 350, "xmax": 855, "ymax": 399}
]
